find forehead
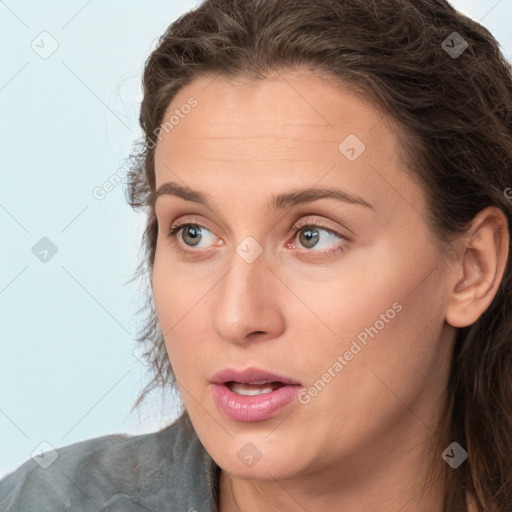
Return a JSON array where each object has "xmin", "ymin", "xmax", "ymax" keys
[{"xmin": 156, "ymin": 70, "xmax": 397, "ymax": 158}]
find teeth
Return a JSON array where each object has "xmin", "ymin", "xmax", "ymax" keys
[{"xmin": 229, "ymin": 382, "xmax": 278, "ymax": 396}]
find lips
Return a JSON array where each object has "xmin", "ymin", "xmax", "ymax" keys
[{"xmin": 210, "ymin": 367, "xmax": 303, "ymax": 422}]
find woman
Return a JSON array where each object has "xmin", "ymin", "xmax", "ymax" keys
[{"xmin": 1, "ymin": 0, "xmax": 511, "ymax": 510}]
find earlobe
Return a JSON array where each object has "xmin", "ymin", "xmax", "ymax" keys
[{"xmin": 445, "ymin": 206, "xmax": 509, "ymax": 329}]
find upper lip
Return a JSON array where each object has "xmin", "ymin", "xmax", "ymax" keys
[{"xmin": 210, "ymin": 367, "xmax": 302, "ymax": 386}]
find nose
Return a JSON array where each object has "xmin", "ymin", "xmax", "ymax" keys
[{"xmin": 211, "ymin": 249, "xmax": 286, "ymax": 346}]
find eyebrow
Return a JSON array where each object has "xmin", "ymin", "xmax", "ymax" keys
[{"xmin": 154, "ymin": 181, "xmax": 374, "ymax": 211}]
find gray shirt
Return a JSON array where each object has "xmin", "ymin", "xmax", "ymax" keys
[{"xmin": 0, "ymin": 412, "xmax": 220, "ymax": 511}]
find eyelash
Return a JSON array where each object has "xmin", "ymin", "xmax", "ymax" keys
[{"xmin": 166, "ymin": 219, "xmax": 348, "ymax": 257}]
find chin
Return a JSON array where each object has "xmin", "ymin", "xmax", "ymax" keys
[{"xmin": 209, "ymin": 433, "xmax": 308, "ymax": 480}]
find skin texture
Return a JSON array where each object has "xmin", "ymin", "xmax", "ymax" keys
[{"xmin": 151, "ymin": 70, "xmax": 508, "ymax": 512}]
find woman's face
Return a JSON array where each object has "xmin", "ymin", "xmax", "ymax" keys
[{"xmin": 152, "ymin": 70, "xmax": 457, "ymax": 484}]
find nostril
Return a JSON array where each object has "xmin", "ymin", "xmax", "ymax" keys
[{"xmin": 247, "ymin": 331, "xmax": 266, "ymax": 339}]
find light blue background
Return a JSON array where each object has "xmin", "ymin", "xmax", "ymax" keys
[{"xmin": 1, "ymin": 0, "xmax": 511, "ymax": 479}]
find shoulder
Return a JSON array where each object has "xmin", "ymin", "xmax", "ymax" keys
[{"xmin": 0, "ymin": 412, "xmax": 219, "ymax": 512}]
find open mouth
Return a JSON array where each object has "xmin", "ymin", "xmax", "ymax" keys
[
  {"xmin": 211, "ymin": 370, "xmax": 303, "ymax": 421},
  {"xmin": 225, "ymin": 381, "xmax": 286, "ymax": 396}
]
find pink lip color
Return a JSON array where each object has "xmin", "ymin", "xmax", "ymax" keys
[
  {"xmin": 212, "ymin": 383, "xmax": 301, "ymax": 422},
  {"xmin": 210, "ymin": 367, "xmax": 302, "ymax": 422}
]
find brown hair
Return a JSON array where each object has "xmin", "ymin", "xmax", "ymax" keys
[{"xmin": 124, "ymin": 0, "xmax": 512, "ymax": 510}]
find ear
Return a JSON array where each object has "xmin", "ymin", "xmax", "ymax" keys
[{"xmin": 445, "ymin": 206, "xmax": 509, "ymax": 328}]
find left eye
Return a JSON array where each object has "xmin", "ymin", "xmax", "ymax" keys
[{"xmin": 291, "ymin": 224, "xmax": 344, "ymax": 251}]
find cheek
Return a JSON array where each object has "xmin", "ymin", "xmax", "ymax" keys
[
  {"xmin": 152, "ymin": 255, "xmax": 186, "ymax": 359},
  {"xmin": 152, "ymin": 246, "xmax": 202, "ymax": 329},
  {"xmin": 151, "ymin": 252, "xmax": 213, "ymax": 383},
  {"xmin": 294, "ymin": 239, "xmax": 449, "ymax": 404},
  {"xmin": 303, "ymin": 260, "xmax": 450, "ymax": 432}
]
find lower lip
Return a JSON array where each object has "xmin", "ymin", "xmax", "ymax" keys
[{"xmin": 211, "ymin": 383, "xmax": 302, "ymax": 422}]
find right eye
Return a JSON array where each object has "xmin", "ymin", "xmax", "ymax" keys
[{"xmin": 167, "ymin": 222, "xmax": 219, "ymax": 250}]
